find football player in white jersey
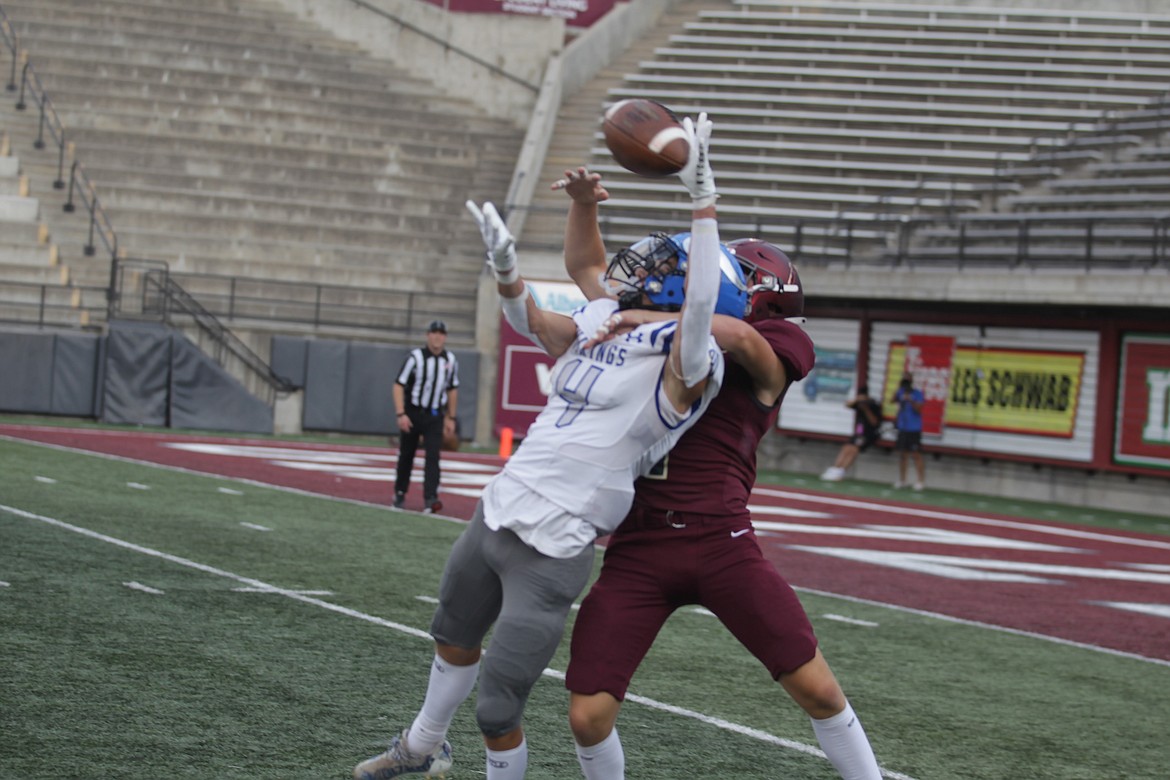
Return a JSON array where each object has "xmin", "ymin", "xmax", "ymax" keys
[{"xmin": 354, "ymin": 113, "xmax": 743, "ymax": 780}]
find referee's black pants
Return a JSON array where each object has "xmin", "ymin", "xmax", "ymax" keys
[{"xmin": 395, "ymin": 408, "xmax": 444, "ymax": 501}]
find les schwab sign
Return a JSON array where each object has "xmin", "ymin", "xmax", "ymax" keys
[{"xmin": 883, "ymin": 342, "xmax": 1085, "ymax": 438}]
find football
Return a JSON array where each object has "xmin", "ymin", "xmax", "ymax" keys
[{"xmin": 602, "ymin": 99, "xmax": 690, "ymax": 178}]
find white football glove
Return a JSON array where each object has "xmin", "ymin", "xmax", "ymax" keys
[
  {"xmin": 465, "ymin": 199, "xmax": 519, "ymax": 284},
  {"xmin": 676, "ymin": 112, "xmax": 717, "ymax": 209}
]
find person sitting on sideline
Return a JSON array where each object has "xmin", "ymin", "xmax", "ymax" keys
[{"xmin": 821, "ymin": 384, "xmax": 883, "ymax": 482}]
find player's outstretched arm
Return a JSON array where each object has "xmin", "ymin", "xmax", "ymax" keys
[
  {"xmin": 554, "ymin": 167, "xmax": 611, "ymax": 301},
  {"xmin": 664, "ymin": 112, "xmax": 720, "ymax": 411},
  {"xmin": 708, "ymin": 315, "xmax": 789, "ymax": 404},
  {"xmin": 466, "ymin": 200, "xmax": 576, "ymax": 357}
]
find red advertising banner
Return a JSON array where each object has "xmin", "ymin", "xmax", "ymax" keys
[
  {"xmin": 1113, "ymin": 334, "xmax": 1170, "ymax": 471},
  {"xmin": 495, "ymin": 323, "xmax": 555, "ymax": 436},
  {"xmin": 420, "ymin": 0, "xmax": 618, "ymax": 27},
  {"xmin": 494, "ymin": 281, "xmax": 586, "ymax": 437},
  {"xmin": 903, "ymin": 334, "xmax": 956, "ymax": 436}
]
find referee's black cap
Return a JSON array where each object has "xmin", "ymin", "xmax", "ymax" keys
[{"xmin": 427, "ymin": 320, "xmax": 447, "ymax": 334}]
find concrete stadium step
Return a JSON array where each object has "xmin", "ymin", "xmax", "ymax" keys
[
  {"xmin": 20, "ymin": 50, "xmax": 457, "ymax": 109},
  {"xmin": 52, "ymin": 108, "xmax": 519, "ymax": 162},
  {"xmin": 9, "ymin": 24, "xmax": 369, "ymax": 71},
  {"xmin": 20, "ymin": 83, "xmax": 514, "ymax": 143},
  {"xmin": 606, "ymin": 86, "xmax": 1138, "ymax": 123},
  {"xmin": 0, "ymin": 218, "xmax": 50, "ymax": 245},
  {"xmin": 44, "ymin": 222, "xmax": 462, "ymax": 273},
  {"xmin": 21, "ymin": 46, "xmax": 440, "ymax": 103},
  {"xmin": 5, "ymin": 3, "xmax": 370, "ymax": 57},
  {"xmin": 0, "ymin": 233, "xmax": 58, "ymax": 262},
  {"xmin": 0, "ymin": 195, "xmax": 41, "ymax": 222},
  {"xmin": 16, "ymin": 153, "xmax": 469, "ymax": 206},
  {"xmin": 0, "ymin": 259, "xmax": 69, "ymax": 285},
  {"xmin": 0, "ymin": 175, "xmax": 27, "ymax": 197},
  {"xmin": 8, "ymin": 12, "xmax": 380, "ymax": 66},
  {"xmin": 160, "ymin": 255, "xmax": 476, "ymax": 292},
  {"xmin": 50, "ymin": 207, "xmax": 456, "ymax": 252},
  {"xmin": 49, "ymin": 126, "xmax": 506, "ymax": 181},
  {"xmin": 93, "ymin": 183, "xmax": 469, "ymax": 234},
  {"xmin": 5, "ymin": 0, "xmax": 336, "ymax": 27}
]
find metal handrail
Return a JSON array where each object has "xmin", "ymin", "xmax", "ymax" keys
[
  {"xmin": 115, "ymin": 261, "xmax": 295, "ymax": 394},
  {"xmin": 896, "ymin": 213, "xmax": 1170, "ymax": 269}
]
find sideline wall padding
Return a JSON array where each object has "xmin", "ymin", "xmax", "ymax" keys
[
  {"xmin": 273, "ymin": 336, "xmax": 479, "ymax": 437},
  {"xmin": 101, "ymin": 322, "xmax": 171, "ymax": 426},
  {"xmin": 170, "ymin": 335, "xmax": 273, "ymax": 433},
  {"xmin": 302, "ymin": 339, "xmax": 349, "ymax": 431},
  {"xmin": 0, "ymin": 331, "xmax": 56, "ymax": 414},
  {"xmin": 98, "ymin": 322, "xmax": 273, "ymax": 433},
  {"xmin": 52, "ymin": 332, "xmax": 103, "ymax": 416},
  {"xmin": 0, "ymin": 330, "xmax": 103, "ymax": 417}
]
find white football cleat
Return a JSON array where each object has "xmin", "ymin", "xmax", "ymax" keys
[{"xmin": 354, "ymin": 729, "xmax": 453, "ymax": 779}]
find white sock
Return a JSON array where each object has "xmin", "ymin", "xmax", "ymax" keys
[
  {"xmin": 810, "ymin": 702, "xmax": 882, "ymax": 780},
  {"xmin": 486, "ymin": 738, "xmax": 528, "ymax": 780},
  {"xmin": 406, "ymin": 654, "xmax": 479, "ymax": 754},
  {"xmin": 576, "ymin": 728, "xmax": 624, "ymax": 780}
]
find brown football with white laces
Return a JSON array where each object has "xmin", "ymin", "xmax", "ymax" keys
[{"xmin": 602, "ymin": 99, "xmax": 690, "ymax": 178}]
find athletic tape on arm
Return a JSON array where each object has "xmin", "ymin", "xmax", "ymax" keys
[
  {"xmin": 678, "ymin": 218, "xmax": 719, "ymax": 386},
  {"xmin": 501, "ymin": 285, "xmax": 539, "ymax": 345}
]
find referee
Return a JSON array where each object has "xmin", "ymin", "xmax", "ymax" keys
[{"xmin": 392, "ymin": 320, "xmax": 460, "ymax": 512}]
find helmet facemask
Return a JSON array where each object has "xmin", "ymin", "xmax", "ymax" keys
[{"xmin": 605, "ymin": 232, "xmax": 688, "ymax": 312}]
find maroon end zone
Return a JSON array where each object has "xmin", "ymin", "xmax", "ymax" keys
[{"xmin": 4, "ymin": 424, "xmax": 1168, "ymax": 663}]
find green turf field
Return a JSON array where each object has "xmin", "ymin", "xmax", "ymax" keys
[{"xmin": 2, "ymin": 435, "xmax": 1168, "ymax": 779}]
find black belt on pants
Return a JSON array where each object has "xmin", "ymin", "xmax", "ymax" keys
[{"xmin": 621, "ymin": 506, "xmax": 726, "ymax": 532}]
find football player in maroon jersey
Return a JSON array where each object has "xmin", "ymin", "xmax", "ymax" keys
[{"xmin": 553, "ymin": 167, "xmax": 884, "ymax": 780}]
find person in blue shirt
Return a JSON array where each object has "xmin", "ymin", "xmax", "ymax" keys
[{"xmin": 892, "ymin": 373, "xmax": 926, "ymax": 490}]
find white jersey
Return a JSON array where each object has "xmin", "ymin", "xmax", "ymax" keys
[{"xmin": 482, "ymin": 298, "xmax": 724, "ymax": 558}]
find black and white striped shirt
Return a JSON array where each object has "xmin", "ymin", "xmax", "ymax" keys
[{"xmin": 396, "ymin": 347, "xmax": 459, "ymax": 414}]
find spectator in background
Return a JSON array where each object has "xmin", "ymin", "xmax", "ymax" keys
[
  {"xmin": 821, "ymin": 384, "xmax": 883, "ymax": 482},
  {"xmin": 893, "ymin": 373, "xmax": 926, "ymax": 490},
  {"xmin": 392, "ymin": 320, "xmax": 459, "ymax": 513}
]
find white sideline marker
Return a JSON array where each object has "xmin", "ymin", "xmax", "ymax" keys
[
  {"xmin": 1093, "ymin": 601, "xmax": 1170, "ymax": 620},
  {"xmin": 126, "ymin": 482, "xmax": 151, "ymax": 491},
  {"xmin": 823, "ymin": 613, "xmax": 880, "ymax": 627},
  {"xmin": 0, "ymin": 581, "xmax": 10, "ymax": 587},
  {"xmin": 240, "ymin": 522, "xmax": 272, "ymax": 532},
  {"xmin": 34, "ymin": 476, "xmax": 57, "ymax": 484},
  {"xmin": 123, "ymin": 581, "xmax": 165, "ymax": 595},
  {"xmin": 218, "ymin": 487, "xmax": 244, "ymax": 495},
  {"xmin": 0, "ymin": 502, "xmax": 920, "ymax": 780},
  {"xmin": 234, "ymin": 587, "xmax": 334, "ymax": 596}
]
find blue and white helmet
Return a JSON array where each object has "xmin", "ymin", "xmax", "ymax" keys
[{"xmin": 604, "ymin": 232, "xmax": 749, "ymax": 318}]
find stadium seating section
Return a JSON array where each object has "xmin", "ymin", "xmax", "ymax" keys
[{"xmin": 2, "ymin": 0, "xmax": 1169, "ymax": 348}]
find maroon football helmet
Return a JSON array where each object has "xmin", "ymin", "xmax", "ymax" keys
[{"xmin": 726, "ymin": 238, "xmax": 804, "ymax": 322}]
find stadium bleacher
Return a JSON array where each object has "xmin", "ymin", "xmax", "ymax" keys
[
  {"xmin": 0, "ymin": 0, "xmax": 525, "ymax": 345},
  {"xmin": 522, "ymin": 0, "xmax": 1170, "ymax": 265}
]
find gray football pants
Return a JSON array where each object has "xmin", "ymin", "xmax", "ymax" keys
[{"xmin": 430, "ymin": 502, "xmax": 594, "ymax": 738}]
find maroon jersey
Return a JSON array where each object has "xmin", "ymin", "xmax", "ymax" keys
[{"xmin": 632, "ymin": 318, "xmax": 815, "ymax": 516}]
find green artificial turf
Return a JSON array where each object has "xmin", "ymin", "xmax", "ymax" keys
[{"xmin": 2, "ymin": 436, "xmax": 1168, "ymax": 779}]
